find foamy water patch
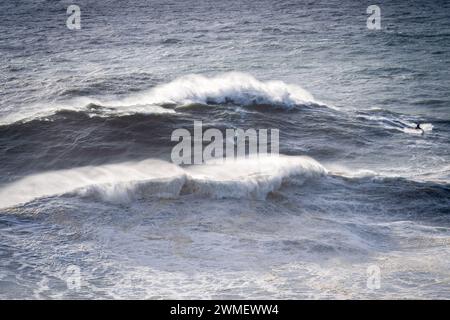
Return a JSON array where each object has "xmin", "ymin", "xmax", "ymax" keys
[{"xmin": 355, "ymin": 113, "xmax": 434, "ymax": 135}]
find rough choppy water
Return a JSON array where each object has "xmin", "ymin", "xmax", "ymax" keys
[{"xmin": 0, "ymin": 0, "xmax": 450, "ymax": 299}]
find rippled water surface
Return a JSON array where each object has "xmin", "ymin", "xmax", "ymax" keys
[{"xmin": 0, "ymin": 0, "xmax": 449, "ymax": 299}]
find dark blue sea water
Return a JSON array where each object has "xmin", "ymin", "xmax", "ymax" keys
[{"xmin": 0, "ymin": 0, "xmax": 449, "ymax": 299}]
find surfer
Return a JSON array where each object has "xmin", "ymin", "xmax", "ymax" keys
[{"xmin": 415, "ymin": 123, "xmax": 425, "ymax": 135}]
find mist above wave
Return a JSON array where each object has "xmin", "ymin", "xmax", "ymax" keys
[{"xmin": 0, "ymin": 155, "xmax": 326, "ymax": 208}]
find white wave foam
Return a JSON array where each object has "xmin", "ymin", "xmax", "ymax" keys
[
  {"xmin": 0, "ymin": 160, "xmax": 185, "ymax": 208},
  {"xmin": 356, "ymin": 114, "xmax": 434, "ymax": 135},
  {"xmin": 402, "ymin": 123, "xmax": 433, "ymax": 135},
  {"xmin": 184, "ymin": 156, "xmax": 326, "ymax": 199},
  {"xmin": 0, "ymin": 155, "xmax": 326, "ymax": 208},
  {"xmin": 114, "ymin": 72, "xmax": 317, "ymax": 108},
  {"xmin": 419, "ymin": 123, "xmax": 434, "ymax": 131},
  {"xmin": 0, "ymin": 73, "xmax": 317, "ymax": 125}
]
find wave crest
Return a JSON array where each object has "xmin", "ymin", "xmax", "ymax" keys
[
  {"xmin": 0, "ymin": 155, "xmax": 326, "ymax": 208},
  {"xmin": 0, "ymin": 73, "xmax": 318, "ymax": 125},
  {"xmin": 117, "ymin": 72, "xmax": 317, "ymax": 108}
]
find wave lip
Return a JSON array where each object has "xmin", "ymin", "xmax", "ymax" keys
[
  {"xmin": 119, "ymin": 72, "xmax": 318, "ymax": 108},
  {"xmin": 0, "ymin": 155, "xmax": 326, "ymax": 208}
]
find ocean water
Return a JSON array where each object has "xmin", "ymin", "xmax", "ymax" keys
[{"xmin": 0, "ymin": 0, "xmax": 449, "ymax": 299}]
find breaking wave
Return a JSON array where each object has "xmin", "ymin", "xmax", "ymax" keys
[
  {"xmin": 115, "ymin": 72, "xmax": 318, "ymax": 108},
  {"xmin": 0, "ymin": 73, "xmax": 319, "ymax": 125},
  {"xmin": 0, "ymin": 155, "xmax": 326, "ymax": 208}
]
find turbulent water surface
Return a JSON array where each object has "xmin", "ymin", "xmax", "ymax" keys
[{"xmin": 0, "ymin": 0, "xmax": 450, "ymax": 299}]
